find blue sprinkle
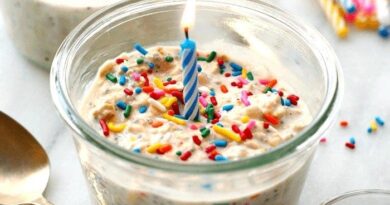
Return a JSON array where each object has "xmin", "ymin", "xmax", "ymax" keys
[
  {"xmin": 378, "ymin": 26, "xmax": 390, "ymax": 38},
  {"xmin": 116, "ymin": 101, "xmax": 127, "ymax": 110},
  {"xmin": 133, "ymin": 147, "xmax": 141, "ymax": 153},
  {"xmin": 216, "ymin": 123, "xmax": 224, "ymax": 127},
  {"xmin": 139, "ymin": 105, "xmax": 148, "ymax": 113},
  {"xmin": 174, "ymin": 115, "xmax": 185, "ymax": 119},
  {"xmin": 349, "ymin": 137, "xmax": 356, "ymax": 145},
  {"xmin": 232, "ymin": 71, "xmax": 242, "ymax": 76},
  {"xmin": 135, "ymin": 87, "xmax": 142, "ymax": 94},
  {"xmin": 215, "ymin": 155, "xmax": 228, "ymax": 161},
  {"xmin": 210, "ymin": 89, "xmax": 216, "ymax": 96},
  {"xmin": 219, "ymin": 64, "xmax": 226, "ymax": 69},
  {"xmin": 222, "ymin": 104, "xmax": 234, "ymax": 111},
  {"xmin": 271, "ymin": 88, "xmax": 278, "ymax": 93},
  {"xmin": 375, "ymin": 116, "xmax": 385, "ymax": 126},
  {"xmin": 148, "ymin": 62, "xmax": 155, "ymax": 69},
  {"xmin": 214, "ymin": 139, "xmax": 228, "ymax": 147},
  {"xmin": 121, "ymin": 66, "xmax": 129, "ymax": 73},
  {"xmin": 197, "ymin": 65, "xmax": 202, "ymax": 72},
  {"xmin": 119, "ymin": 75, "xmax": 126, "ymax": 86},
  {"xmin": 284, "ymin": 99, "xmax": 291, "ymax": 106},
  {"xmin": 281, "ymin": 98, "xmax": 285, "ymax": 106},
  {"xmin": 201, "ymin": 183, "xmax": 213, "ymax": 191},
  {"xmin": 230, "ymin": 62, "xmax": 243, "ymax": 71},
  {"xmin": 134, "ymin": 43, "xmax": 148, "ymax": 55},
  {"xmin": 367, "ymin": 127, "xmax": 373, "ymax": 133}
]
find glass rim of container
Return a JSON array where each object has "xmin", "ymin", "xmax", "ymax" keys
[
  {"xmin": 50, "ymin": 0, "xmax": 343, "ymax": 173},
  {"xmin": 321, "ymin": 189, "xmax": 390, "ymax": 205}
]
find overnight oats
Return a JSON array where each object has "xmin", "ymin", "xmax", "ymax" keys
[{"xmin": 51, "ymin": 1, "xmax": 343, "ymax": 205}]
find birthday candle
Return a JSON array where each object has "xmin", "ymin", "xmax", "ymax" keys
[{"xmin": 320, "ymin": 0, "xmax": 349, "ymax": 38}]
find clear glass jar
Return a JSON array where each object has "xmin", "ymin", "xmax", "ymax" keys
[
  {"xmin": 50, "ymin": 0, "xmax": 343, "ymax": 204},
  {"xmin": 322, "ymin": 189, "xmax": 390, "ymax": 205},
  {"xmin": 0, "ymin": 0, "xmax": 121, "ymax": 69}
]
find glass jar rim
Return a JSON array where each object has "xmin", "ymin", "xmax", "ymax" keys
[
  {"xmin": 50, "ymin": 0, "xmax": 343, "ymax": 173},
  {"xmin": 321, "ymin": 189, "xmax": 390, "ymax": 205}
]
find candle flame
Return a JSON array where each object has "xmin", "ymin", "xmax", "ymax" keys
[{"xmin": 181, "ymin": 0, "xmax": 196, "ymax": 30}]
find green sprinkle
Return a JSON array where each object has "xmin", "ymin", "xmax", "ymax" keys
[
  {"xmin": 165, "ymin": 56, "xmax": 174, "ymax": 62},
  {"xmin": 201, "ymin": 128, "xmax": 211, "ymax": 138},
  {"xmin": 176, "ymin": 151, "xmax": 182, "ymax": 156},
  {"xmin": 206, "ymin": 104, "xmax": 214, "ymax": 123},
  {"xmin": 197, "ymin": 57, "xmax": 207, "ymax": 61},
  {"xmin": 136, "ymin": 58, "xmax": 144, "ymax": 65},
  {"xmin": 105, "ymin": 73, "xmax": 117, "ymax": 83},
  {"xmin": 206, "ymin": 51, "xmax": 217, "ymax": 63},
  {"xmin": 219, "ymin": 68, "xmax": 225, "ymax": 74},
  {"xmin": 247, "ymin": 72, "xmax": 254, "ymax": 81},
  {"xmin": 167, "ymin": 77, "xmax": 172, "ymax": 81},
  {"xmin": 124, "ymin": 105, "xmax": 132, "ymax": 118},
  {"xmin": 263, "ymin": 87, "xmax": 272, "ymax": 93},
  {"xmin": 200, "ymin": 127, "xmax": 206, "ymax": 132}
]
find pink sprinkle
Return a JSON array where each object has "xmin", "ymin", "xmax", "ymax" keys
[
  {"xmin": 320, "ymin": 137, "xmax": 327, "ymax": 143},
  {"xmin": 246, "ymin": 120, "xmax": 256, "ymax": 130},
  {"xmin": 237, "ymin": 76, "xmax": 248, "ymax": 85},
  {"xmin": 132, "ymin": 72, "xmax": 141, "ymax": 81},
  {"xmin": 199, "ymin": 96, "xmax": 208, "ymax": 107},
  {"xmin": 362, "ymin": 0, "xmax": 375, "ymax": 15},
  {"xmin": 241, "ymin": 91, "xmax": 250, "ymax": 106},
  {"xmin": 154, "ymin": 89, "xmax": 165, "ymax": 96},
  {"xmin": 201, "ymin": 91, "xmax": 208, "ymax": 97},
  {"xmin": 259, "ymin": 79, "xmax": 270, "ymax": 85},
  {"xmin": 190, "ymin": 124, "xmax": 198, "ymax": 130}
]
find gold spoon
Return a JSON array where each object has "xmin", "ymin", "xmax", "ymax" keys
[{"xmin": 0, "ymin": 111, "xmax": 52, "ymax": 205}]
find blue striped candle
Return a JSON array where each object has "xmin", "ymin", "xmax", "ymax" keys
[{"xmin": 181, "ymin": 37, "xmax": 199, "ymax": 121}]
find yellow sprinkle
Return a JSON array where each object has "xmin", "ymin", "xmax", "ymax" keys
[
  {"xmin": 146, "ymin": 143, "xmax": 162, "ymax": 153},
  {"xmin": 370, "ymin": 120, "xmax": 378, "ymax": 132},
  {"xmin": 160, "ymin": 97, "xmax": 169, "ymax": 104},
  {"xmin": 242, "ymin": 68, "xmax": 247, "ymax": 79},
  {"xmin": 162, "ymin": 113, "xmax": 186, "ymax": 125},
  {"xmin": 148, "ymin": 98, "xmax": 167, "ymax": 112},
  {"xmin": 164, "ymin": 97, "xmax": 177, "ymax": 108},
  {"xmin": 241, "ymin": 115, "xmax": 250, "ymax": 123},
  {"xmin": 108, "ymin": 122, "xmax": 126, "ymax": 133},
  {"xmin": 200, "ymin": 106, "xmax": 206, "ymax": 114},
  {"xmin": 153, "ymin": 77, "xmax": 165, "ymax": 89},
  {"xmin": 319, "ymin": 0, "xmax": 348, "ymax": 38},
  {"xmin": 212, "ymin": 125, "xmax": 241, "ymax": 142},
  {"xmin": 129, "ymin": 136, "xmax": 137, "ymax": 142}
]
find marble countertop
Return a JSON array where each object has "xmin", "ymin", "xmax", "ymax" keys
[{"xmin": 1, "ymin": 1, "xmax": 390, "ymax": 204}]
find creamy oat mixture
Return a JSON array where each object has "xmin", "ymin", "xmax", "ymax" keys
[{"xmin": 80, "ymin": 46, "xmax": 312, "ymax": 162}]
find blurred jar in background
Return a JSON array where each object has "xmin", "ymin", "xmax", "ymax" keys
[{"xmin": 0, "ymin": 0, "xmax": 121, "ymax": 69}]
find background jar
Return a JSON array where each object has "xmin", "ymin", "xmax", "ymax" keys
[{"xmin": 51, "ymin": 0, "xmax": 343, "ymax": 204}]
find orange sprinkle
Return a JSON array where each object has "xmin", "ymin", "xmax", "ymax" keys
[
  {"xmin": 158, "ymin": 144, "xmax": 172, "ymax": 154},
  {"xmin": 267, "ymin": 79, "xmax": 278, "ymax": 88},
  {"xmin": 142, "ymin": 86, "xmax": 154, "ymax": 93},
  {"xmin": 151, "ymin": 120, "xmax": 164, "ymax": 128},
  {"xmin": 340, "ymin": 120, "xmax": 349, "ymax": 127},
  {"xmin": 220, "ymin": 85, "xmax": 228, "ymax": 93},
  {"xmin": 263, "ymin": 113, "xmax": 279, "ymax": 125}
]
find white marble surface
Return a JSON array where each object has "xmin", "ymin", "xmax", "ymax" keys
[{"xmin": 1, "ymin": 1, "xmax": 390, "ymax": 204}]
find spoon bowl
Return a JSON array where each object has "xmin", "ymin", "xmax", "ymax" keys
[{"xmin": 0, "ymin": 111, "xmax": 52, "ymax": 204}]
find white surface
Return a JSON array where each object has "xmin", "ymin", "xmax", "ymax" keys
[{"xmin": 1, "ymin": 1, "xmax": 390, "ymax": 204}]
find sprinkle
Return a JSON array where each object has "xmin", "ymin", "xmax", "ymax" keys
[
  {"xmin": 375, "ymin": 116, "xmax": 385, "ymax": 126},
  {"xmin": 197, "ymin": 65, "xmax": 202, "ymax": 72},
  {"xmin": 163, "ymin": 97, "xmax": 177, "ymax": 108},
  {"xmin": 124, "ymin": 88, "xmax": 133, "ymax": 96},
  {"xmin": 99, "ymin": 119, "xmax": 109, "ymax": 136},
  {"xmin": 157, "ymin": 144, "xmax": 172, "ymax": 154},
  {"xmin": 140, "ymin": 72, "xmax": 149, "ymax": 86},
  {"xmin": 199, "ymin": 96, "xmax": 208, "ymax": 107},
  {"xmin": 370, "ymin": 120, "xmax": 378, "ymax": 132},
  {"xmin": 135, "ymin": 87, "xmax": 142, "ymax": 94},
  {"xmin": 148, "ymin": 62, "xmax": 155, "ymax": 69},
  {"xmin": 345, "ymin": 142, "xmax": 355, "ymax": 149},
  {"xmin": 247, "ymin": 72, "xmax": 254, "ymax": 81},
  {"xmin": 212, "ymin": 125, "xmax": 241, "ymax": 142},
  {"xmin": 147, "ymin": 143, "xmax": 162, "ymax": 153},
  {"xmin": 319, "ymin": 137, "xmax": 327, "ymax": 143},
  {"xmin": 170, "ymin": 91, "xmax": 184, "ymax": 103},
  {"xmin": 214, "ymin": 139, "xmax": 228, "ymax": 147},
  {"xmin": 105, "ymin": 73, "xmax": 117, "ymax": 83},
  {"xmin": 232, "ymin": 71, "xmax": 242, "ymax": 77},
  {"xmin": 201, "ymin": 128, "xmax": 211, "ymax": 138},
  {"xmin": 116, "ymin": 101, "xmax": 127, "ymax": 110},
  {"xmin": 176, "ymin": 151, "xmax": 182, "ymax": 156},
  {"xmin": 263, "ymin": 114, "xmax": 279, "ymax": 125},
  {"xmin": 151, "ymin": 120, "xmax": 164, "ymax": 128},
  {"xmin": 172, "ymin": 102, "xmax": 180, "ymax": 115},
  {"xmin": 210, "ymin": 89, "xmax": 216, "ymax": 96},
  {"xmin": 139, "ymin": 105, "xmax": 148, "ymax": 113},
  {"xmin": 148, "ymin": 98, "xmax": 167, "ymax": 112},
  {"xmin": 215, "ymin": 155, "xmax": 227, "ymax": 161},
  {"xmin": 220, "ymin": 85, "xmax": 228, "ymax": 93},
  {"xmin": 153, "ymin": 77, "xmax": 165, "ymax": 89},
  {"xmin": 367, "ymin": 127, "xmax": 372, "ymax": 133},
  {"xmin": 132, "ymin": 72, "xmax": 141, "ymax": 81},
  {"xmin": 283, "ymin": 99, "xmax": 291, "ymax": 106},
  {"xmin": 231, "ymin": 124, "xmax": 241, "ymax": 133},
  {"xmin": 119, "ymin": 75, "xmax": 126, "ymax": 86},
  {"xmin": 246, "ymin": 120, "xmax": 256, "ymax": 130},
  {"xmin": 133, "ymin": 147, "xmax": 141, "ymax": 153},
  {"xmin": 210, "ymin": 96, "xmax": 218, "ymax": 106},
  {"xmin": 237, "ymin": 76, "xmax": 248, "ymax": 85},
  {"xmin": 190, "ymin": 124, "xmax": 198, "ymax": 130},
  {"xmin": 224, "ymin": 72, "xmax": 231, "ymax": 77},
  {"xmin": 116, "ymin": 58, "xmax": 124, "ymax": 64},
  {"xmin": 230, "ymin": 62, "xmax": 243, "ymax": 71},
  {"xmin": 180, "ymin": 151, "xmax": 192, "ymax": 161},
  {"xmin": 206, "ymin": 51, "xmax": 217, "ymax": 62},
  {"xmin": 349, "ymin": 137, "xmax": 356, "ymax": 145},
  {"xmin": 222, "ymin": 104, "xmax": 234, "ymax": 112},
  {"xmin": 287, "ymin": 95, "xmax": 299, "ymax": 105},
  {"xmin": 242, "ymin": 128, "xmax": 253, "ymax": 140},
  {"xmin": 205, "ymin": 145, "xmax": 217, "ymax": 153},
  {"xmin": 162, "ymin": 113, "xmax": 186, "ymax": 125},
  {"xmin": 263, "ymin": 121, "xmax": 270, "ymax": 129},
  {"xmin": 136, "ymin": 58, "xmax": 144, "ymax": 65},
  {"xmin": 197, "ymin": 56, "xmax": 207, "ymax": 61},
  {"xmin": 192, "ymin": 135, "xmax": 202, "ymax": 146},
  {"xmin": 124, "ymin": 105, "xmax": 132, "ymax": 118},
  {"xmin": 241, "ymin": 115, "xmax": 250, "ymax": 123},
  {"xmin": 142, "ymin": 86, "xmax": 154, "ymax": 93},
  {"xmin": 121, "ymin": 66, "xmax": 128, "ymax": 73},
  {"xmin": 242, "ymin": 68, "xmax": 247, "ymax": 79},
  {"xmin": 340, "ymin": 120, "xmax": 349, "ymax": 127},
  {"xmin": 165, "ymin": 56, "xmax": 174, "ymax": 62},
  {"xmin": 267, "ymin": 79, "xmax": 278, "ymax": 88},
  {"xmin": 108, "ymin": 122, "xmax": 126, "ymax": 133},
  {"xmin": 134, "ymin": 43, "xmax": 148, "ymax": 55},
  {"xmin": 208, "ymin": 150, "xmax": 219, "ymax": 160},
  {"xmin": 241, "ymin": 91, "xmax": 251, "ymax": 106},
  {"xmin": 259, "ymin": 79, "xmax": 269, "ymax": 85}
]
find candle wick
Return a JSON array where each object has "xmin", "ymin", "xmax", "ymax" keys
[{"xmin": 184, "ymin": 27, "xmax": 189, "ymax": 39}]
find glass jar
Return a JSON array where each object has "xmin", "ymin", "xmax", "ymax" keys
[
  {"xmin": 322, "ymin": 189, "xmax": 390, "ymax": 205},
  {"xmin": 50, "ymin": 0, "xmax": 343, "ymax": 204},
  {"xmin": 0, "ymin": 0, "xmax": 121, "ymax": 69}
]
